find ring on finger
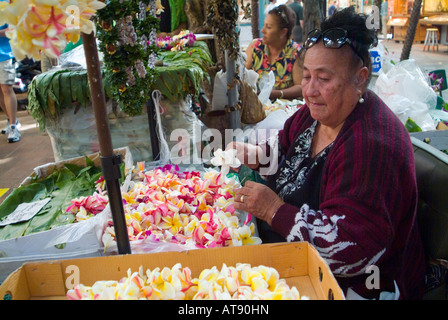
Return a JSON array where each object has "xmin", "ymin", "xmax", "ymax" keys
[{"xmin": 241, "ymin": 195, "xmax": 245, "ymax": 203}]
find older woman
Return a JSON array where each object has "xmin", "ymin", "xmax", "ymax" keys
[
  {"xmin": 245, "ymin": 4, "xmax": 303, "ymax": 101},
  {"xmin": 229, "ymin": 7, "xmax": 425, "ymax": 300}
]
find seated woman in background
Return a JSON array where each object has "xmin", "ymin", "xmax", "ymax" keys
[{"xmin": 245, "ymin": 4, "xmax": 303, "ymax": 101}]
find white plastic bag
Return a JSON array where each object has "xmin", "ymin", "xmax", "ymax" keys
[
  {"xmin": 234, "ymin": 109, "xmax": 288, "ymax": 145},
  {"xmin": 211, "ymin": 70, "xmax": 229, "ymax": 111},
  {"xmin": 212, "ymin": 66, "xmax": 275, "ymax": 112},
  {"xmin": 258, "ymin": 71, "xmax": 275, "ymax": 105},
  {"xmin": 373, "ymin": 59, "xmax": 437, "ymax": 131}
]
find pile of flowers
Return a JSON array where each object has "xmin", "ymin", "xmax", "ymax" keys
[
  {"xmin": 66, "ymin": 263, "xmax": 306, "ymax": 300},
  {"xmin": 66, "ymin": 176, "xmax": 109, "ymax": 221},
  {"xmin": 99, "ymin": 163, "xmax": 260, "ymax": 250},
  {"xmin": 157, "ymin": 30, "xmax": 196, "ymax": 51}
]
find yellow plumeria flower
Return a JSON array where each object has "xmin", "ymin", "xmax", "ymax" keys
[
  {"xmin": 159, "ymin": 212, "xmax": 183, "ymax": 235},
  {"xmin": 75, "ymin": 206, "xmax": 89, "ymax": 221},
  {"xmin": 231, "ymin": 225, "xmax": 262, "ymax": 246},
  {"xmin": 0, "ymin": 0, "xmax": 105, "ymax": 60},
  {"xmin": 257, "ymin": 265, "xmax": 280, "ymax": 290},
  {"xmin": 122, "ymin": 189, "xmax": 139, "ymax": 205}
]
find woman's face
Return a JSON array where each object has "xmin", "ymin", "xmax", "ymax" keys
[
  {"xmin": 301, "ymin": 42, "xmax": 367, "ymax": 129},
  {"xmin": 261, "ymin": 14, "xmax": 286, "ymax": 45}
]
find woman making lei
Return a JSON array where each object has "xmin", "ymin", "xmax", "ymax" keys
[
  {"xmin": 229, "ymin": 7, "xmax": 425, "ymax": 300},
  {"xmin": 245, "ymin": 4, "xmax": 303, "ymax": 101}
]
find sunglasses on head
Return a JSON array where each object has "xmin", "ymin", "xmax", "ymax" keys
[
  {"xmin": 304, "ymin": 28, "xmax": 365, "ymax": 65},
  {"xmin": 270, "ymin": 6, "xmax": 289, "ymax": 26}
]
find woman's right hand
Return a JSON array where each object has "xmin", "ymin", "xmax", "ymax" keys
[{"xmin": 226, "ymin": 141, "xmax": 262, "ymax": 170}]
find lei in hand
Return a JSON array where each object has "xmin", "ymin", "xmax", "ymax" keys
[{"xmin": 96, "ymin": 0, "xmax": 163, "ymax": 116}]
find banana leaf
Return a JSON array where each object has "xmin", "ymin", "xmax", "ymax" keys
[
  {"xmin": 28, "ymin": 42, "xmax": 213, "ymax": 130},
  {"xmin": 405, "ymin": 118, "xmax": 422, "ymax": 133},
  {"xmin": 0, "ymin": 159, "xmax": 104, "ymax": 241}
]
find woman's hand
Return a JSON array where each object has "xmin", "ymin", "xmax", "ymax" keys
[
  {"xmin": 233, "ymin": 181, "xmax": 284, "ymax": 225},
  {"xmin": 226, "ymin": 142, "xmax": 262, "ymax": 170}
]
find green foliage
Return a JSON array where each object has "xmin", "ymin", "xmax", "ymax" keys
[
  {"xmin": 0, "ymin": 158, "xmax": 104, "ymax": 241},
  {"xmin": 405, "ymin": 118, "xmax": 422, "ymax": 132},
  {"xmin": 206, "ymin": 0, "xmax": 240, "ymax": 60},
  {"xmin": 96, "ymin": 0, "xmax": 160, "ymax": 116}
]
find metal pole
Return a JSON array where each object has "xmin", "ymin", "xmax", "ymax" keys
[
  {"xmin": 260, "ymin": 0, "xmax": 266, "ymax": 38},
  {"xmin": 225, "ymin": 50, "xmax": 241, "ymax": 130},
  {"xmin": 81, "ymin": 31, "xmax": 131, "ymax": 255},
  {"xmin": 146, "ymin": 96, "xmax": 160, "ymax": 161}
]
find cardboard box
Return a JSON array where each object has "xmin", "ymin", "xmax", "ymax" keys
[
  {"xmin": 0, "ymin": 242, "xmax": 344, "ymax": 300},
  {"xmin": 19, "ymin": 146, "xmax": 132, "ymax": 187}
]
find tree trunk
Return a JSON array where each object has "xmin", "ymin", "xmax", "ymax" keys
[
  {"xmin": 303, "ymin": 0, "xmax": 325, "ymax": 37},
  {"xmin": 251, "ymin": 0, "xmax": 259, "ymax": 39},
  {"xmin": 319, "ymin": 0, "xmax": 326, "ymax": 18},
  {"xmin": 400, "ymin": 0, "xmax": 422, "ymax": 61}
]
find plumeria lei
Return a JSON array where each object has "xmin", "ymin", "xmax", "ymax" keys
[
  {"xmin": 157, "ymin": 30, "xmax": 196, "ymax": 51},
  {"xmin": 0, "ymin": 0, "xmax": 106, "ymax": 61},
  {"xmin": 67, "ymin": 263, "xmax": 306, "ymax": 300},
  {"xmin": 96, "ymin": 0, "xmax": 163, "ymax": 116}
]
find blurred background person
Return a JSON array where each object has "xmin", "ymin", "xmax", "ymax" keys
[
  {"xmin": 288, "ymin": 0, "xmax": 304, "ymax": 45},
  {"xmin": 265, "ymin": 0, "xmax": 278, "ymax": 15},
  {"xmin": 0, "ymin": 14, "xmax": 20, "ymax": 143},
  {"xmin": 328, "ymin": 0, "xmax": 338, "ymax": 16}
]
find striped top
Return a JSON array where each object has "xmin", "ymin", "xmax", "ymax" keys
[{"xmin": 266, "ymin": 90, "xmax": 425, "ymax": 299}]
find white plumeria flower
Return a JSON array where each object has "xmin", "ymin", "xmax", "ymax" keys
[{"xmin": 210, "ymin": 148, "xmax": 241, "ymax": 176}]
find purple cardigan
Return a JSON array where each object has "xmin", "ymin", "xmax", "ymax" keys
[{"xmin": 268, "ymin": 90, "xmax": 425, "ymax": 299}]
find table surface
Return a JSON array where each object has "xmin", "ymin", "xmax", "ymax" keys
[{"xmin": 420, "ymin": 14, "xmax": 448, "ymax": 25}]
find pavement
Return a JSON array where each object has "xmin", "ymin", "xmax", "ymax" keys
[{"xmin": 1, "ymin": 35, "xmax": 448, "ymax": 204}]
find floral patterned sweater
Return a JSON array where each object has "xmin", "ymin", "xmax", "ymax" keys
[
  {"xmin": 265, "ymin": 90, "xmax": 425, "ymax": 299},
  {"xmin": 248, "ymin": 38, "xmax": 301, "ymax": 90}
]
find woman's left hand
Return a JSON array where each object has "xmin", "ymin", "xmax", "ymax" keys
[
  {"xmin": 270, "ymin": 89, "xmax": 283, "ymax": 100},
  {"xmin": 234, "ymin": 181, "xmax": 284, "ymax": 225}
]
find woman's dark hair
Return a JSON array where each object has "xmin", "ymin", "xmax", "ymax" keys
[
  {"xmin": 268, "ymin": 5, "xmax": 296, "ymax": 39},
  {"xmin": 320, "ymin": 6, "xmax": 378, "ymax": 84}
]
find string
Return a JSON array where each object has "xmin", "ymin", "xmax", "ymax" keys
[{"xmin": 151, "ymin": 90, "xmax": 171, "ymax": 164}]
